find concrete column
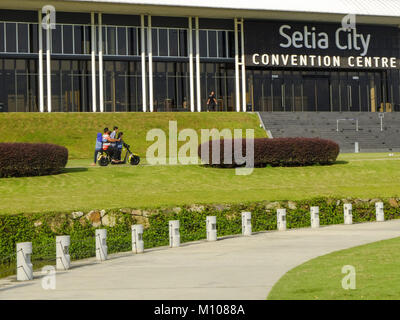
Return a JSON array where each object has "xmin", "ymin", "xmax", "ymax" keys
[
  {"xmin": 147, "ymin": 15, "xmax": 154, "ymax": 112},
  {"xmin": 56, "ymin": 235, "xmax": 71, "ymax": 270},
  {"xmin": 240, "ymin": 18, "xmax": 246, "ymax": 112},
  {"xmin": 169, "ymin": 220, "xmax": 180, "ymax": 248},
  {"xmin": 16, "ymin": 242, "xmax": 33, "ymax": 281},
  {"xmin": 141, "ymin": 14, "xmax": 147, "ymax": 112},
  {"xmin": 206, "ymin": 216, "xmax": 217, "ymax": 241},
  {"xmin": 188, "ymin": 17, "xmax": 195, "ymax": 112},
  {"xmin": 195, "ymin": 17, "xmax": 201, "ymax": 112},
  {"xmin": 91, "ymin": 12, "xmax": 97, "ymax": 112},
  {"xmin": 132, "ymin": 224, "xmax": 144, "ymax": 253},
  {"xmin": 375, "ymin": 202, "xmax": 384, "ymax": 222},
  {"xmin": 344, "ymin": 203, "xmax": 353, "ymax": 225},
  {"xmin": 38, "ymin": 10, "xmax": 44, "ymax": 112},
  {"xmin": 95, "ymin": 229, "xmax": 107, "ymax": 261},
  {"xmin": 98, "ymin": 13, "xmax": 104, "ymax": 112},
  {"xmin": 234, "ymin": 18, "xmax": 240, "ymax": 112},
  {"xmin": 310, "ymin": 206, "xmax": 320, "ymax": 228},
  {"xmin": 241, "ymin": 211, "xmax": 252, "ymax": 236},
  {"xmin": 45, "ymin": 11, "xmax": 52, "ymax": 112},
  {"xmin": 277, "ymin": 209, "xmax": 287, "ymax": 231}
]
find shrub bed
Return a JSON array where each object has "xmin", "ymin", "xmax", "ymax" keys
[
  {"xmin": 198, "ymin": 138, "xmax": 339, "ymax": 167},
  {"xmin": 1, "ymin": 197, "xmax": 399, "ymax": 278},
  {"xmin": 0, "ymin": 143, "xmax": 68, "ymax": 178}
]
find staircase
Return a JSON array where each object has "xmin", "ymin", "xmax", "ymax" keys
[{"xmin": 258, "ymin": 112, "xmax": 400, "ymax": 153}]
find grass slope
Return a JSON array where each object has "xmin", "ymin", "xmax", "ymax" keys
[
  {"xmin": 268, "ymin": 237, "xmax": 400, "ymax": 300},
  {"xmin": 0, "ymin": 153, "xmax": 399, "ymax": 214},
  {"xmin": 0, "ymin": 112, "xmax": 266, "ymax": 159}
]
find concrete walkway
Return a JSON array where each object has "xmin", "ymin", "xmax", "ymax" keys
[{"xmin": 1, "ymin": 220, "xmax": 399, "ymax": 300}]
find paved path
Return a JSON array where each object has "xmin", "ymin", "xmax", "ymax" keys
[{"xmin": 1, "ymin": 220, "xmax": 399, "ymax": 300}]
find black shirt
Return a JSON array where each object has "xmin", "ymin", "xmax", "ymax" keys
[{"xmin": 208, "ymin": 94, "xmax": 216, "ymax": 105}]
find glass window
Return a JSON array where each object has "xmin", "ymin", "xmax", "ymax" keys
[
  {"xmin": 228, "ymin": 31, "xmax": 235, "ymax": 58},
  {"xmin": 159, "ymin": 29, "xmax": 168, "ymax": 56},
  {"xmin": 84, "ymin": 26, "xmax": 90, "ymax": 54},
  {"xmin": 117, "ymin": 27, "xmax": 126, "ymax": 55},
  {"xmin": 6, "ymin": 23, "xmax": 17, "ymax": 52},
  {"xmin": 17, "ymin": 23, "xmax": 29, "ymax": 53},
  {"xmin": 179, "ymin": 29, "xmax": 187, "ymax": 57},
  {"xmin": 208, "ymin": 30, "xmax": 217, "ymax": 57},
  {"xmin": 29, "ymin": 23, "xmax": 38, "ymax": 53},
  {"xmin": 73, "ymin": 25, "xmax": 84, "ymax": 54},
  {"xmin": 128, "ymin": 27, "xmax": 138, "ymax": 56},
  {"xmin": 63, "ymin": 25, "xmax": 73, "ymax": 54},
  {"xmin": 107, "ymin": 26, "xmax": 116, "ymax": 55},
  {"xmin": 199, "ymin": 30, "xmax": 207, "ymax": 57},
  {"xmin": 169, "ymin": 29, "xmax": 178, "ymax": 56},
  {"xmin": 0, "ymin": 23, "xmax": 5, "ymax": 52},
  {"xmin": 52, "ymin": 25, "xmax": 62, "ymax": 53},
  {"xmin": 217, "ymin": 31, "xmax": 226, "ymax": 58},
  {"xmin": 152, "ymin": 28, "xmax": 158, "ymax": 56}
]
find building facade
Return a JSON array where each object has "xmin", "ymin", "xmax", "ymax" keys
[{"xmin": 0, "ymin": 0, "xmax": 399, "ymax": 113}]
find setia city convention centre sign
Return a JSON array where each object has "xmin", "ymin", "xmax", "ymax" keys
[{"xmin": 245, "ymin": 20, "xmax": 400, "ymax": 69}]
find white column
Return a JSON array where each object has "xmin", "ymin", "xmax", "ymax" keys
[
  {"xmin": 195, "ymin": 17, "xmax": 201, "ymax": 112},
  {"xmin": 98, "ymin": 13, "xmax": 104, "ymax": 112},
  {"xmin": 169, "ymin": 220, "xmax": 180, "ymax": 248},
  {"xmin": 95, "ymin": 229, "xmax": 108, "ymax": 261},
  {"xmin": 310, "ymin": 206, "xmax": 320, "ymax": 228},
  {"xmin": 132, "ymin": 224, "xmax": 144, "ymax": 253},
  {"xmin": 188, "ymin": 17, "xmax": 195, "ymax": 112},
  {"xmin": 46, "ymin": 11, "xmax": 52, "ymax": 112},
  {"xmin": 344, "ymin": 204, "xmax": 353, "ymax": 225},
  {"xmin": 91, "ymin": 12, "xmax": 97, "ymax": 112},
  {"xmin": 277, "ymin": 208, "xmax": 287, "ymax": 231},
  {"xmin": 141, "ymin": 15, "xmax": 147, "ymax": 112},
  {"xmin": 38, "ymin": 11, "xmax": 44, "ymax": 112},
  {"xmin": 234, "ymin": 18, "xmax": 240, "ymax": 112},
  {"xmin": 56, "ymin": 235, "xmax": 71, "ymax": 270},
  {"xmin": 240, "ymin": 18, "xmax": 246, "ymax": 112},
  {"xmin": 206, "ymin": 216, "xmax": 217, "ymax": 241},
  {"xmin": 375, "ymin": 202, "xmax": 384, "ymax": 222},
  {"xmin": 241, "ymin": 211, "xmax": 252, "ymax": 236},
  {"xmin": 148, "ymin": 15, "xmax": 154, "ymax": 112},
  {"xmin": 16, "ymin": 242, "xmax": 33, "ymax": 281}
]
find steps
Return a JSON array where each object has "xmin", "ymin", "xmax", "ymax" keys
[{"xmin": 258, "ymin": 112, "xmax": 400, "ymax": 153}]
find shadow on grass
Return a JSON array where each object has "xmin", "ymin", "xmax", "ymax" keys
[{"xmin": 61, "ymin": 167, "xmax": 89, "ymax": 174}]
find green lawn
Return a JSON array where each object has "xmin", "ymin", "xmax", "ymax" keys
[
  {"xmin": 268, "ymin": 237, "xmax": 400, "ymax": 300},
  {"xmin": 0, "ymin": 153, "xmax": 399, "ymax": 215},
  {"xmin": 0, "ymin": 112, "xmax": 266, "ymax": 159}
]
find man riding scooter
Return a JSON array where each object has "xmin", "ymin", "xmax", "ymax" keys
[{"xmin": 102, "ymin": 128, "xmax": 120, "ymax": 161}]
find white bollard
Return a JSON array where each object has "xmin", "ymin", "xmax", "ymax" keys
[
  {"xmin": 169, "ymin": 220, "xmax": 180, "ymax": 248},
  {"xmin": 277, "ymin": 209, "xmax": 287, "ymax": 231},
  {"xmin": 375, "ymin": 202, "xmax": 385, "ymax": 222},
  {"xmin": 355, "ymin": 142, "xmax": 359, "ymax": 153},
  {"xmin": 242, "ymin": 212, "xmax": 252, "ymax": 236},
  {"xmin": 56, "ymin": 235, "xmax": 71, "ymax": 270},
  {"xmin": 132, "ymin": 224, "xmax": 144, "ymax": 253},
  {"xmin": 95, "ymin": 229, "xmax": 108, "ymax": 261},
  {"xmin": 344, "ymin": 204, "xmax": 353, "ymax": 225},
  {"xmin": 206, "ymin": 216, "xmax": 217, "ymax": 241},
  {"xmin": 16, "ymin": 242, "xmax": 33, "ymax": 281},
  {"xmin": 310, "ymin": 206, "xmax": 320, "ymax": 228}
]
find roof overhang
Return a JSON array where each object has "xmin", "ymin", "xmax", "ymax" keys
[{"xmin": 1, "ymin": 0, "xmax": 400, "ymax": 26}]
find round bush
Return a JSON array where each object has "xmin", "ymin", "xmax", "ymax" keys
[
  {"xmin": 198, "ymin": 137, "xmax": 339, "ymax": 167},
  {"xmin": 0, "ymin": 143, "xmax": 68, "ymax": 178}
]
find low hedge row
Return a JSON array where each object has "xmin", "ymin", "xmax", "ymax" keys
[
  {"xmin": 1, "ymin": 198, "xmax": 399, "ymax": 278},
  {"xmin": 198, "ymin": 138, "xmax": 339, "ymax": 167},
  {"xmin": 0, "ymin": 143, "xmax": 68, "ymax": 178}
]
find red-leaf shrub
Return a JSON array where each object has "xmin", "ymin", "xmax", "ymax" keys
[
  {"xmin": 198, "ymin": 138, "xmax": 339, "ymax": 167},
  {"xmin": 0, "ymin": 143, "xmax": 68, "ymax": 178}
]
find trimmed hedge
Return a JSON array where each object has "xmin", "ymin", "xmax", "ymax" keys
[
  {"xmin": 0, "ymin": 143, "xmax": 68, "ymax": 178},
  {"xmin": 198, "ymin": 138, "xmax": 339, "ymax": 167},
  {"xmin": 1, "ymin": 198, "xmax": 399, "ymax": 278}
]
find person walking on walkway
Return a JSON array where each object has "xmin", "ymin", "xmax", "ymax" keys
[{"xmin": 207, "ymin": 91, "xmax": 218, "ymax": 112}]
